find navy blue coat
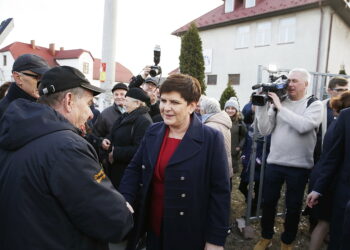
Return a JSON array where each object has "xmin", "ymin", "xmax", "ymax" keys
[
  {"xmin": 119, "ymin": 114, "xmax": 231, "ymax": 250},
  {"xmin": 313, "ymin": 107, "xmax": 350, "ymax": 249},
  {"xmin": 0, "ymin": 99, "xmax": 133, "ymax": 250}
]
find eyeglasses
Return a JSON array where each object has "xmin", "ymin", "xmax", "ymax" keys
[
  {"xmin": 18, "ymin": 72, "xmax": 41, "ymax": 80},
  {"xmin": 333, "ymin": 88, "xmax": 348, "ymax": 93}
]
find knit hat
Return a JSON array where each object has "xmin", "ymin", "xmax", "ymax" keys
[
  {"xmin": 112, "ymin": 82, "xmax": 128, "ymax": 92},
  {"xmin": 126, "ymin": 88, "xmax": 150, "ymax": 104},
  {"xmin": 224, "ymin": 97, "xmax": 239, "ymax": 111}
]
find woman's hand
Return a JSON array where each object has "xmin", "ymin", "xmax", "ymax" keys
[
  {"xmin": 101, "ymin": 139, "xmax": 111, "ymax": 151},
  {"xmin": 204, "ymin": 242, "xmax": 223, "ymax": 250},
  {"xmin": 108, "ymin": 147, "xmax": 114, "ymax": 164}
]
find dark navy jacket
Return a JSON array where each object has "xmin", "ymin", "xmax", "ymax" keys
[
  {"xmin": 119, "ymin": 114, "xmax": 231, "ymax": 250},
  {"xmin": 0, "ymin": 82, "xmax": 36, "ymax": 119},
  {"xmin": 0, "ymin": 99, "xmax": 133, "ymax": 250}
]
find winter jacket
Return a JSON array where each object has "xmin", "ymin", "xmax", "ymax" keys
[
  {"xmin": 0, "ymin": 82, "xmax": 36, "ymax": 119},
  {"xmin": 108, "ymin": 106, "xmax": 152, "ymax": 188},
  {"xmin": 204, "ymin": 111, "xmax": 233, "ymax": 177},
  {"xmin": 0, "ymin": 99, "xmax": 133, "ymax": 250},
  {"xmin": 93, "ymin": 103, "xmax": 123, "ymax": 137},
  {"xmin": 119, "ymin": 114, "xmax": 231, "ymax": 250}
]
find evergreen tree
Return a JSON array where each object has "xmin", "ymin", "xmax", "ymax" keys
[
  {"xmin": 179, "ymin": 22, "xmax": 206, "ymax": 94},
  {"xmin": 219, "ymin": 83, "xmax": 238, "ymax": 109}
]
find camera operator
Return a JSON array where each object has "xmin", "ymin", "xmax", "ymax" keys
[
  {"xmin": 253, "ymin": 68, "xmax": 323, "ymax": 250},
  {"xmin": 129, "ymin": 66, "xmax": 162, "ymax": 122}
]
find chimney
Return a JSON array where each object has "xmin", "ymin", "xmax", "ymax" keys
[
  {"xmin": 30, "ymin": 40, "xmax": 36, "ymax": 49},
  {"xmin": 49, "ymin": 43, "xmax": 55, "ymax": 56},
  {"xmin": 60, "ymin": 47, "xmax": 64, "ymax": 51}
]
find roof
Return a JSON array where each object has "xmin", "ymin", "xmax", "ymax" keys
[
  {"xmin": 93, "ymin": 58, "xmax": 133, "ymax": 83},
  {"xmin": 168, "ymin": 67, "xmax": 180, "ymax": 75},
  {"xmin": 172, "ymin": 0, "xmax": 347, "ymax": 36},
  {"xmin": 0, "ymin": 42, "xmax": 59, "ymax": 66},
  {"xmin": 55, "ymin": 49, "xmax": 94, "ymax": 60}
]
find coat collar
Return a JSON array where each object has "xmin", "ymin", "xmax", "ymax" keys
[{"xmin": 146, "ymin": 113, "xmax": 204, "ymax": 167}]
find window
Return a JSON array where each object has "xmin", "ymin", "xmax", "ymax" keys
[
  {"xmin": 83, "ymin": 62, "xmax": 89, "ymax": 74},
  {"xmin": 3, "ymin": 55, "xmax": 6, "ymax": 66},
  {"xmin": 207, "ymin": 75, "xmax": 217, "ymax": 85},
  {"xmin": 256, "ymin": 22, "xmax": 271, "ymax": 46},
  {"xmin": 225, "ymin": 0, "xmax": 234, "ymax": 13},
  {"xmin": 278, "ymin": 17, "xmax": 296, "ymax": 44},
  {"xmin": 245, "ymin": 0, "xmax": 256, "ymax": 8},
  {"xmin": 236, "ymin": 25, "xmax": 250, "ymax": 48},
  {"xmin": 228, "ymin": 74, "xmax": 240, "ymax": 85}
]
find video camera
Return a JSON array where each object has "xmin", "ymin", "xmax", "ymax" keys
[
  {"xmin": 251, "ymin": 74, "xmax": 289, "ymax": 106},
  {"xmin": 149, "ymin": 45, "xmax": 162, "ymax": 77}
]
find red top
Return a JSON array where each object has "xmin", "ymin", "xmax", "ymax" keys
[{"xmin": 150, "ymin": 128, "xmax": 181, "ymax": 236}]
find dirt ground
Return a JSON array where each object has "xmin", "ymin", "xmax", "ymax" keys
[{"xmin": 224, "ymin": 176, "xmax": 328, "ymax": 250}]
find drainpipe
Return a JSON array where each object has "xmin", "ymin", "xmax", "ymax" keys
[
  {"xmin": 315, "ymin": 0, "xmax": 324, "ymax": 72},
  {"xmin": 324, "ymin": 12, "xmax": 334, "ymax": 73}
]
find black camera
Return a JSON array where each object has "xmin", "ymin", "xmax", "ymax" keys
[
  {"xmin": 149, "ymin": 45, "xmax": 162, "ymax": 77},
  {"xmin": 251, "ymin": 75, "xmax": 289, "ymax": 106}
]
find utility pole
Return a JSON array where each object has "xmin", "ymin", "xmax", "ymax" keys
[{"xmin": 99, "ymin": 0, "xmax": 118, "ymax": 110}]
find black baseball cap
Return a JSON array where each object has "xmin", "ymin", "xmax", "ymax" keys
[
  {"xmin": 38, "ymin": 66, "xmax": 104, "ymax": 96},
  {"xmin": 112, "ymin": 82, "xmax": 128, "ymax": 92},
  {"xmin": 12, "ymin": 54, "xmax": 50, "ymax": 75}
]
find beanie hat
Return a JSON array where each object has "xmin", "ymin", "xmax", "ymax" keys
[
  {"xmin": 126, "ymin": 88, "xmax": 150, "ymax": 104},
  {"xmin": 112, "ymin": 82, "xmax": 128, "ymax": 92},
  {"xmin": 224, "ymin": 97, "xmax": 239, "ymax": 111}
]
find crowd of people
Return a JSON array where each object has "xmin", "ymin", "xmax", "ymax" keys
[{"xmin": 0, "ymin": 53, "xmax": 349, "ymax": 250}]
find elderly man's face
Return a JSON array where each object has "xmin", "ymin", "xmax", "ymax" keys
[
  {"xmin": 113, "ymin": 89, "xmax": 127, "ymax": 106},
  {"xmin": 287, "ymin": 71, "xmax": 308, "ymax": 101},
  {"xmin": 70, "ymin": 89, "xmax": 94, "ymax": 134},
  {"xmin": 13, "ymin": 70, "xmax": 41, "ymax": 98}
]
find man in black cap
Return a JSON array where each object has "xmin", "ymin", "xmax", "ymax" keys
[
  {"xmin": 0, "ymin": 54, "xmax": 50, "ymax": 118},
  {"xmin": 93, "ymin": 82, "xmax": 128, "ymax": 138},
  {"xmin": 0, "ymin": 66, "xmax": 133, "ymax": 250},
  {"xmin": 129, "ymin": 67, "xmax": 162, "ymax": 122}
]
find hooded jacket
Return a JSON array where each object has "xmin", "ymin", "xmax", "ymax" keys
[
  {"xmin": 204, "ymin": 111, "xmax": 233, "ymax": 177},
  {"xmin": 0, "ymin": 99, "xmax": 133, "ymax": 250}
]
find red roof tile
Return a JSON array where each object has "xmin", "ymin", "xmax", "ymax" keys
[
  {"xmin": 172, "ymin": 0, "xmax": 321, "ymax": 35},
  {"xmin": 55, "ymin": 49, "xmax": 94, "ymax": 60},
  {"xmin": 93, "ymin": 58, "xmax": 133, "ymax": 83}
]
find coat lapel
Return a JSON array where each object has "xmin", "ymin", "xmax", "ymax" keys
[
  {"xmin": 146, "ymin": 123, "xmax": 166, "ymax": 168},
  {"xmin": 168, "ymin": 114, "xmax": 203, "ymax": 166}
]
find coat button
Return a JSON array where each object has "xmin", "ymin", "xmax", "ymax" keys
[
  {"xmin": 227, "ymin": 229, "xmax": 231, "ymax": 234},
  {"xmin": 181, "ymin": 193, "xmax": 186, "ymax": 198},
  {"xmin": 139, "ymin": 183, "xmax": 143, "ymax": 187},
  {"xmin": 180, "ymin": 176, "xmax": 185, "ymax": 181},
  {"xmin": 142, "ymin": 165, "xmax": 145, "ymax": 170},
  {"xmin": 179, "ymin": 211, "xmax": 184, "ymax": 216}
]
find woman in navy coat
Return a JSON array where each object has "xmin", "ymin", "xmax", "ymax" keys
[{"xmin": 119, "ymin": 74, "xmax": 231, "ymax": 250}]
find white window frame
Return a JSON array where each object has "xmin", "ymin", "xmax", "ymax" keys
[
  {"xmin": 278, "ymin": 17, "xmax": 296, "ymax": 44},
  {"xmin": 255, "ymin": 22, "xmax": 271, "ymax": 46},
  {"xmin": 225, "ymin": 0, "xmax": 234, "ymax": 13},
  {"xmin": 245, "ymin": 0, "xmax": 256, "ymax": 8},
  {"xmin": 236, "ymin": 25, "xmax": 250, "ymax": 49}
]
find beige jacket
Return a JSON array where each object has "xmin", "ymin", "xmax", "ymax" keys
[{"xmin": 204, "ymin": 111, "xmax": 233, "ymax": 177}]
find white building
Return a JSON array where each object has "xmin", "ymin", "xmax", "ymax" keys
[{"xmin": 173, "ymin": 0, "xmax": 350, "ymax": 104}]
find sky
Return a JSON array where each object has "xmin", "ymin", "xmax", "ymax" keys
[{"xmin": 0, "ymin": 0, "xmax": 222, "ymax": 76}]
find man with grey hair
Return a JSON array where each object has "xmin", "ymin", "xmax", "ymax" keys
[
  {"xmin": 200, "ymin": 96, "xmax": 233, "ymax": 186},
  {"xmin": 253, "ymin": 68, "xmax": 323, "ymax": 250},
  {"xmin": 0, "ymin": 66, "xmax": 133, "ymax": 250}
]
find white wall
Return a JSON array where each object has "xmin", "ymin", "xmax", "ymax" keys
[
  {"xmin": 0, "ymin": 52, "xmax": 15, "ymax": 84},
  {"xmin": 199, "ymin": 8, "xmax": 322, "ymax": 105},
  {"xmin": 57, "ymin": 52, "xmax": 94, "ymax": 82},
  {"xmin": 328, "ymin": 12, "xmax": 350, "ymax": 74}
]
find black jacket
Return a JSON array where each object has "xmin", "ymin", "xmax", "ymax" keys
[
  {"xmin": 0, "ymin": 82, "xmax": 36, "ymax": 119},
  {"xmin": 93, "ymin": 103, "xmax": 123, "ymax": 137},
  {"xmin": 108, "ymin": 106, "xmax": 152, "ymax": 188},
  {"xmin": 0, "ymin": 99, "xmax": 133, "ymax": 250}
]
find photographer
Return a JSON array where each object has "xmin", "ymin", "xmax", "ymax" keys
[
  {"xmin": 129, "ymin": 66, "xmax": 162, "ymax": 122},
  {"xmin": 253, "ymin": 68, "xmax": 323, "ymax": 250}
]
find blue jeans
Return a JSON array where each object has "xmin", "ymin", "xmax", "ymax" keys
[{"xmin": 260, "ymin": 164, "xmax": 310, "ymax": 244}]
